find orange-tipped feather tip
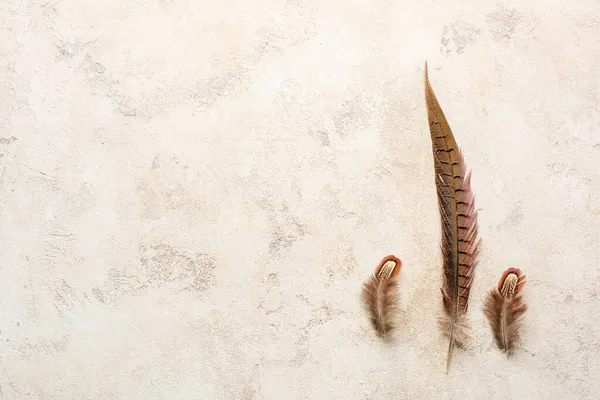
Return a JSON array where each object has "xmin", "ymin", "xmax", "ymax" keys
[
  {"xmin": 375, "ymin": 255, "xmax": 402, "ymax": 278},
  {"xmin": 498, "ymin": 267, "xmax": 526, "ymax": 294}
]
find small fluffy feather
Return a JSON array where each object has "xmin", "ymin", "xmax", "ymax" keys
[{"xmin": 483, "ymin": 269, "xmax": 527, "ymax": 356}]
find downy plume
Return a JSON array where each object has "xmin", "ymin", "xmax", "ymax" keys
[
  {"xmin": 483, "ymin": 268, "xmax": 527, "ymax": 356},
  {"xmin": 361, "ymin": 255, "xmax": 402, "ymax": 337},
  {"xmin": 424, "ymin": 63, "xmax": 481, "ymax": 371}
]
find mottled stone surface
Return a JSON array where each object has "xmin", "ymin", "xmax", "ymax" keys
[{"xmin": 0, "ymin": 1, "xmax": 599, "ymax": 399}]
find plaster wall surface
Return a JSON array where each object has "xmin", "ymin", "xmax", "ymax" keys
[{"xmin": 0, "ymin": 1, "xmax": 599, "ymax": 399}]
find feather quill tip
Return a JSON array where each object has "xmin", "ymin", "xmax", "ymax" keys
[{"xmin": 361, "ymin": 255, "xmax": 402, "ymax": 338}]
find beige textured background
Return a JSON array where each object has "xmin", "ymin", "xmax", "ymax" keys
[{"xmin": 1, "ymin": 1, "xmax": 599, "ymax": 399}]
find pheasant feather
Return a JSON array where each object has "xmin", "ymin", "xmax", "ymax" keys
[
  {"xmin": 483, "ymin": 268, "xmax": 527, "ymax": 356},
  {"xmin": 361, "ymin": 255, "xmax": 402, "ymax": 337},
  {"xmin": 424, "ymin": 63, "xmax": 481, "ymax": 371}
]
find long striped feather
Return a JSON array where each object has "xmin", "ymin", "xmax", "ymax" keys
[{"xmin": 424, "ymin": 63, "xmax": 481, "ymax": 371}]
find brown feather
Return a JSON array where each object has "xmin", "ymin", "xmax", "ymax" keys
[
  {"xmin": 424, "ymin": 63, "xmax": 480, "ymax": 371},
  {"xmin": 361, "ymin": 255, "xmax": 402, "ymax": 337},
  {"xmin": 483, "ymin": 268, "xmax": 527, "ymax": 356}
]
